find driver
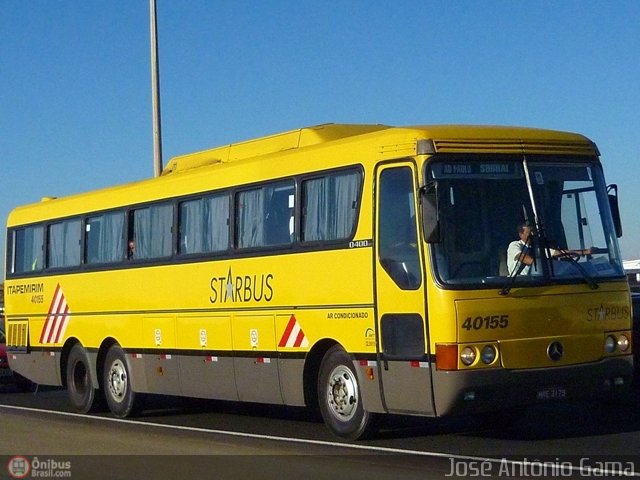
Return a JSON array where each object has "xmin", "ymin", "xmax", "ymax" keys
[{"xmin": 507, "ymin": 222, "xmax": 591, "ymax": 275}]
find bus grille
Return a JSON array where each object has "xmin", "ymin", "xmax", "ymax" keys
[
  {"xmin": 432, "ymin": 138, "xmax": 599, "ymax": 156},
  {"xmin": 8, "ymin": 321, "xmax": 29, "ymax": 352}
]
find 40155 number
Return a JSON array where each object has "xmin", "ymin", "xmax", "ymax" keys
[{"xmin": 462, "ymin": 315, "xmax": 509, "ymax": 330}]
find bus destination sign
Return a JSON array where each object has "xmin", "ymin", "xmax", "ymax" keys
[{"xmin": 431, "ymin": 161, "xmax": 523, "ymax": 179}]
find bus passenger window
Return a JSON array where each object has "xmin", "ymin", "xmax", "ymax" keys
[
  {"xmin": 129, "ymin": 203, "xmax": 173, "ymax": 260},
  {"xmin": 236, "ymin": 181, "xmax": 294, "ymax": 249},
  {"xmin": 302, "ymin": 170, "xmax": 361, "ymax": 242},
  {"xmin": 179, "ymin": 194, "xmax": 229, "ymax": 255},
  {"xmin": 48, "ymin": 219, "xmax": 81, "ymax": 269},
  {"xmin": 265, "ymin": 185, "xmax": 294, "ymax": 245},
  {"xmin": 11, "ymin": 225, "xmax": 44, "ymax": 273},
  {"xmin": 378, "ymin": 168, "xmax": 421, "ymax": 289},
  {"xmin": 85, "ymin": 211, "xmax": 125, "ymax": 264}
]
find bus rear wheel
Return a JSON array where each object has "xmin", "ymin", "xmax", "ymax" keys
[
  {"xmin": 66, "ymin": 343, "xmax": 99, "ymax": 413},
  {"xmin": 103, "ymin": 344, "xmax": 143, "ymax": 417},
  {"xmin": 317, "ymin": 345, "xmax": 377, "ymax": 440}
]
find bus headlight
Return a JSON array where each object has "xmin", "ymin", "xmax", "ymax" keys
[
  {"xmin": 617, "ymin": 334, "xmax": 630, "ymax": 352},
  {"xmin": 604, "ymin": 335, "xmax": 617, "ymax": 353},
  {"xmin": 460, "ymin": 346, "xmax": 476, "ymax": 366},
  {"xmin": 481, "ymin": 345, "xmax": 497, "ymax": 364}
]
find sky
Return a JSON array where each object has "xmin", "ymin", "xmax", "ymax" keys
[{"xmin": 1, "ymin": 1, "xmax": 639, "ymax": 274}]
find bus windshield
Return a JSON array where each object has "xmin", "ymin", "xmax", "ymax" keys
[{"xmin": 426, "ymin": 155, "xmax": 625, "ymax": 288}]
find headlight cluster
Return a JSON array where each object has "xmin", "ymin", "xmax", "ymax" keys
[
  {"xmin": 460, "ymin": 345, "xmax": 498, "ymax": 367},
  {"xmin": 436, "ymin": 343, "xmax": 500, "ymax": 370},
  {"xmin": 459, "ymin": 344, "xmax": 498, "ymax": 367},
  {"xmin": 604, "ymin": 332, "xmax": 631, "ymax": 354}
]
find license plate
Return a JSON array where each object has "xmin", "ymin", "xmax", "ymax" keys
[{"xmin": 536, "ymin": 387, "xmax": 567, "ymax": 401}]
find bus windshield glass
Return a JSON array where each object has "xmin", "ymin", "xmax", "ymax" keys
[{"xmin": 426, "ymin": 155, "xmax": 625, "ymax": 288}]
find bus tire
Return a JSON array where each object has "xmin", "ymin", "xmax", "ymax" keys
[
  {"xmin": 317, "ymin": 345, "xmax": 378, "ymax": 440},
  {"xmin": 66, "ymin": 343, "xmax": 98, "ymax": 413},
  {"xmin": 103, "ymin": 344, "xmax": 143, "ymax": 418}
]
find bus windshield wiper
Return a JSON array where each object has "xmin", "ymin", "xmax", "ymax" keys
[
  {"xmin": 499, "ymin": 258, "xmax": 528, "ymax": 295},
  {"xmin": 538, "ymin": 220, "xmax": 599, "ymax": 290},
  {"xmin": 551, "ymin": 247, "xmax": 599, "ymax": 290}
]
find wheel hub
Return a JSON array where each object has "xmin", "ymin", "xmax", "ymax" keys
[
  {"xmin": 107, "ymin": 359, "xmax": 128, "ymax": 403},
  {"xmin": 326, "ymin": 365, "xmax": 358, "ymax": 421}
]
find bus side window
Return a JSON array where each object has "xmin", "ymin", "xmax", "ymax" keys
[
  {"xmin": 85, "ymin": 211, "xmax": 124, "ymax": 264},
  {"xmin": 301, "ymin": 170, "xmax": 361, "ymax": 243},
  {"xmin": 378, "ymin": 167, "xmax": 421, "ymax": 289},
  {"xmin": 264, "ymin": 185, "xmax": 294, "ymax": 245},
  {"xmin": 47, "ymin": 219, "xmax": 81, "ymax": 269},
  {"xmin": 12, "ymin": 225, "xmax": 44, "ymax": 273},
  {"xmin": 129, "ymin": 203, "xmax": 173, "ymax": 260},
  {"xmin": 179, "ymin": 194, "xmax": 229, "ymax": 255},
  {"xmin": 237, "ymin": 181, "xmax": 294, "ymax": 249}
]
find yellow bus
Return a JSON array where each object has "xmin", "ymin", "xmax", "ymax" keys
[{"xmin": 4, "ymin": 124, "xmax": 633, "ymax": 439}]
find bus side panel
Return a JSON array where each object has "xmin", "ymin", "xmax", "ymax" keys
[
  {"xmin": 176, "ymin": 315, "xmax": 237, "ymax": 400},
  {"xmin": 233, "ymin": 314, "xmax": 283, "ymax": 404},
  {"xmin": 377, "ymin": 361, "xmax": 434, "ymax": 414},
  {"xmin": 127, "ymin": 354, "xmax": 148, "ymax": 392},
  {"xmin": 4, "ymin": 313, "xmax": 61, "ymax": 386},
  {"xmin": 143, "ymin": 353, "xmax": 181, "ymax": 396},
  {"xmin": 141, "ymin": 316, "xmax": 181, "ymax": 396},
  {"xmin": 234, "ymin": 357, "xmax": 283, "ymax": 404},
  {"xmin": 277, "ymin": 358, "xmax": 306, "ymax": 406},
  {"xmin": 352, "ymin": 360, "xmax": 387, "ymax": 414},
  {"xmin": 178, "ymin": 355, "xmax": 238, "ymax": 401},
  {"xmin": 8, "ymin": 349, "xmax": 61, "ymax": 386}
]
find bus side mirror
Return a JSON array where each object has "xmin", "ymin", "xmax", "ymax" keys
[
  {"xmin": 607, "ymin": 184, "xmax": 622, "ymax": 238},
  {"xmin": 420, "ymin": 183, "xmax": 441, "ymax": 243}
]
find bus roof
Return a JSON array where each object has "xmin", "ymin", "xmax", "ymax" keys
[
  {"xmin": 7, "ymin": 124, "xmax": 598, "ymax": 226},
  {"xmin": 162, "ymin": 123, "xmax": 597, "ymax": 175},
  {"xmin": 162, "ymin": 124, "xmax": 390, "ymax": 175}
]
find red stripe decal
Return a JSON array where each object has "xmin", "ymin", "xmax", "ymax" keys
[
  {"xmin": 278, "ymin": 315, "xmax": 297, "ymax": 348},
  {"xmin": 293, "ymin": 329, "xmax": 306, "ymax": 348}
]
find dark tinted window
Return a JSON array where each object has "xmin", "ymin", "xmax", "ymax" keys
[{"xmin": 11, "ymin": 225, "xmax": 44, "ymax": 273}]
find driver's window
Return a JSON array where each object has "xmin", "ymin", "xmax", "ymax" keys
[
  {"xmin": 378, "ymin": 167, "xmax": 421, "ymax": 289},
  {"xmin": 561, "ymin": 189, "xmax": 605, "ymax": 251}
]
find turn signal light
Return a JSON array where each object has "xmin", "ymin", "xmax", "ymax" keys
[{"xmin": 436, "ymin": 344, "xmax": 459, "ymax": 370}]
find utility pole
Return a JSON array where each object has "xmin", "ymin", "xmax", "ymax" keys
[{"xmin": 150, "ymin": 0, "xmax": 163, "ymax": 177}]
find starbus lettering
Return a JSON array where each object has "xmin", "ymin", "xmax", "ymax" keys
[
  {"xmin": 586, "ymin": 304, "xmax": 630, "ymax": 322},
  {"xmin": 209, "ymin": 267, "xmax": 274, "ymax": 304}
]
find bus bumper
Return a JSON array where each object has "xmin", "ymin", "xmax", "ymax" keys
[{"xmin": 431, "ymin": 356, "xmax": 633, "ymax": 416}]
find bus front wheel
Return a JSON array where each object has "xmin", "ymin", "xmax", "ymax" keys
[
  {"xmin": 66, "ymin": 343, "xmax": 99, "ymax": 413},
  {"xmin": 103, "ymin": 344, "xmax": 143, "ymax": 418},
  {"xmin": 317, "ymin": 345, "xmax": 378, "ymax": 440}
]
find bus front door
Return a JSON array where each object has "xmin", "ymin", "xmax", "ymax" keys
[{"xmin": 374, "ymin": 162, "xmax": 434, "ymax": 415}]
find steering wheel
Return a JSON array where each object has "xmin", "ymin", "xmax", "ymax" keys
[{"xmin": 557, "ymin": 250, "xmax": 581, "ymax": 262}]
